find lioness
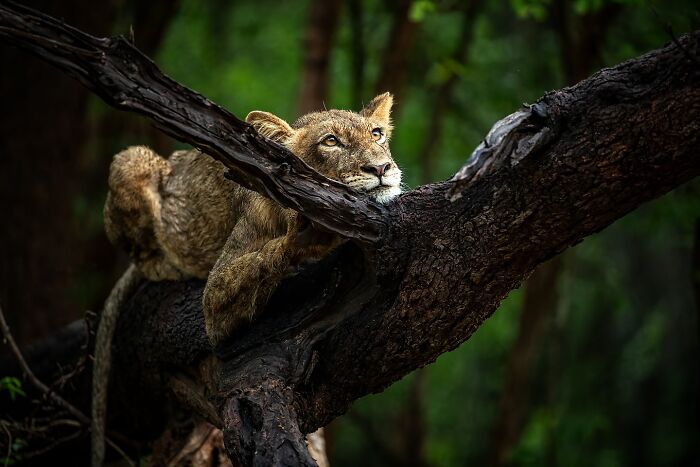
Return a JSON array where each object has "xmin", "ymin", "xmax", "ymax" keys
[{"xmin": 104, "ymin": 92, "xmax": 401, "ymax": 344}]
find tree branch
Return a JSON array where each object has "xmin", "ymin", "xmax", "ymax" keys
[
  {"xmin": 0, "ymin": 305, "xmax": 135, "ymax": 465},
  {"xmin": 0, "ymin": 1, "xmax": 386, "ymax": 244},
  {"xmin": 1, "ymin": 2, "xmax": 699, "ymax": 465},
  {"xmin": 0, "ymin": 304, "xmax": 90, "ymax": 426}
]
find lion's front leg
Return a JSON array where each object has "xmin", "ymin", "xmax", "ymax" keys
[
  {"xmin": 202, "ymin": 215, "xmax": 341, "ymax": 346},
  {"xmin": 203, "ymin": 235, "xmax": 290, "ymax": 345}
]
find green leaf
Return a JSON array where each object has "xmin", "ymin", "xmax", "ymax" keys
[
  {"xmin": 0, "ymin": 377, "xmax": 26, "ymax": 401},
  {"xmin": 510, "ymin": 0, "xmax": 552, "ymax": 20},
  {"xmin": 409, "ymin": 0, "xmax": 436, "ymax": 22}
]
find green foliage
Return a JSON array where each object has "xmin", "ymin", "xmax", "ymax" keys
[
  {"xmin": 409, "ymin": 0, "xmax": 437, "ymax": 22},
  {"xmin": 424, "ymin": 291, "xmax": 523, "ymax": 466},
  {"xmin": 0, "ymin": 377, "xmax": 25, "ymax": 401},
  {"xmin": 78, "ymin": 0, "xmax": 700, "ymax": 464},
  {"xmin": 1, "ymin": 438, "xmax": 27, "ymax": 466},
  {"xmin": 0, "ymin": 378, "xmax": 26, "ymax": 467},
  {"xmin": 510, "ymin": 0, "xmax": 552, "ymax": 20},
  {"xmin": 158, "ymin": 0, "xmax": 305, "ymax": 121}
]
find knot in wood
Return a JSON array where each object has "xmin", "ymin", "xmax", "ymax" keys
[{"xmin": 278, "ymin": 162, "xmax": 291, "ymax": 176}]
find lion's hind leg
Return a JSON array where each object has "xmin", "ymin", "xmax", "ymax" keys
[{"xmin": 104, "ymin": 145, "xmax": 183, "ymax": 280}]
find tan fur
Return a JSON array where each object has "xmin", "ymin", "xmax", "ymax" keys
[{"xmin": 104, "ymin": 93, "xmax": 401, "ymax": 344}]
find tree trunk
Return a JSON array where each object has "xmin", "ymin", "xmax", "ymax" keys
[
  {"xmin": 297, "ymin": 0, "xmax": 344, "ymax": 114},
  {"xmin": 0, "ymin": 4, "xmax": 698, "ymax": 466},
  {"xmin": 0, "ymin": 0, "xmax": 179, "ymax": 347},
  {"xmin": 374, "ymin": 0, "xmax": 418, "ymax": 102},
  {"xmin": 488, "ymin": 257, "xmax": 563, "ymax": 466},
  {"xmin": 418, "ymin": 0, "xmax": 481, "ymax": 183},
  {"xmin": 552, "ymin": 0, "xmax": 622, "ymax": 85},
  {"xmin": 487, "ymin": 5, "xmax": 621, "ymax": 463},
  {"xmin": 348, "ymin": 0, "xmax": 365, "ymax": 106},
  {"xmin": 0, "ymin": 0, "xmax": 116, "ymax": 347}
]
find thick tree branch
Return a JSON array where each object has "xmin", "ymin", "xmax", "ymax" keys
[
  {"xmin": 1, "ymin": 2, "xmax": 699, "ymax": 465},
  {"xmin": 0, "ymin": 1, "xmax": 386, "ymax": 244}
]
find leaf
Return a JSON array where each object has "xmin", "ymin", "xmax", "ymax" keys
[
  {"xmin": 510, "ymin": 0, "xmax": 552, "ymax": 21},
  {"xmin": 0, "ymin": 377, "xmax": 26, "ymax": 401},
  {"xmin": 409, "ymin": 0, "xmax": 436, "ymax": 22}
]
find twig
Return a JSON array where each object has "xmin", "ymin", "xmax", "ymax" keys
[
  {"xmin": 1, "ymin": 417, "xmax": 84, "ymax": 462},
  {"xmin": 0, "ymin": 304, "xmax": 89, "ymax": 425},
  {"xmin": 1, "ymin": 421, "xmax": 11, "ymax": 466},
  {"xmin": 648, "ymin": 4, "xmax": 700, "ymax": 65},
  {"xmin": 20, "ymin": 430, "xmax": 83, "ymax": 460},
  {"xmin": 52, "ymin": 316, "xmax": 91, "ymax": 391},
  {"xmin": 165, "ymin": 424, "xmax": 218, "ymax": 466},
  {"xmin": 23, "ymin": 419, "xmax": 81, "ymax": 433},
  {"xmin": 106, "ymin": 438, "xmax": 135, "ymax": 467},
  {"xmin": 664, "ymin": 23, "xmax": 700, "ymax": 65},
  {"xmin": 0, "ymin": 304, "xmax": 135, "ymax": 466},
  {"xmin": 169, "ymin": 374, "xmax": 223, "ymax": 428}
]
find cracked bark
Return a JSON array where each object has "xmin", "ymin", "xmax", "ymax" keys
[{"xmin": 0, "ymin": 3, "xmax": 698, "ymax": 466}]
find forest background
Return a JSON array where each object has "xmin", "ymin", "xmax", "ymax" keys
[{"xmin": 0, "ymin": 0, "xmax": 698, "ymax": 465}]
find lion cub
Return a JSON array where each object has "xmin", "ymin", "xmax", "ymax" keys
[{"xmin": 104, "ymin": 92, "xmax": 401, "ymax": 344}]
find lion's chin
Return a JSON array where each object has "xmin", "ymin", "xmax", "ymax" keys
[{"xmin": 368, "ymin": 185, "xmax": 401, "ymax": 204}]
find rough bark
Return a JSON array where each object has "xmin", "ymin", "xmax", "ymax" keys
[
  {"xmin": 0, "ymin": 2, "xmax": 386, "ymax": 244},
  {"xmin": 487, "ymin": 7, "xmax": 620, "ymax": 462},
  {"xmin": 1, "ymin": 3, "xmax": 699, "ymax": 466}
]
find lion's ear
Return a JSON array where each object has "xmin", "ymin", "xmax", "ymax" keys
[
  {"xmin": 246, "ymin": 111, "xmax": 294, "ymax": 143},
  {"xmin": 360, "ymin": 92, "xmax": 393, "ymax": 124}
]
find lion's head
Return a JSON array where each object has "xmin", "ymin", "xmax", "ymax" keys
[{"xmin": 246, "ymin": 92, "xmax": 402, "ymax": 203}]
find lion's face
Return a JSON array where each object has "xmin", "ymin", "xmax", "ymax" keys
[{"xmin": 246, "ymin": 93, "xmax": 402, "ymax": 203}]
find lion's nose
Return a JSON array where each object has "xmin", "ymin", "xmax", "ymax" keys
[{"xmin": 361, "ymin": 163, "xmax": 391, "ymax": 177}]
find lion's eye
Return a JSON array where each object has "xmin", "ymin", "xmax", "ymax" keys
[
  {"xmin": 371, "ymin": 128, "xmax": 385, "ymax": 144},
  {"xmin": 321, "ymin": 135, "xmax": 339, "ymax": 147}
]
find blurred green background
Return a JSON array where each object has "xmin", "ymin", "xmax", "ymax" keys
[{"xmin": 1, "ymin": 0, "xmax": 699, "ymax": 465}]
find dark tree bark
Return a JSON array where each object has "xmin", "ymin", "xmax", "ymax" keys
[
  {"xmin": 488, "ymin": 6, "xmax": 620, "ymax": 463},
  {"xmin": 0, "ymin": 3, "xmax": 699, "ymax": 466},
  {"xmin": 297, "ymin": 0, "xmax": 344, "ymax": 114}
]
